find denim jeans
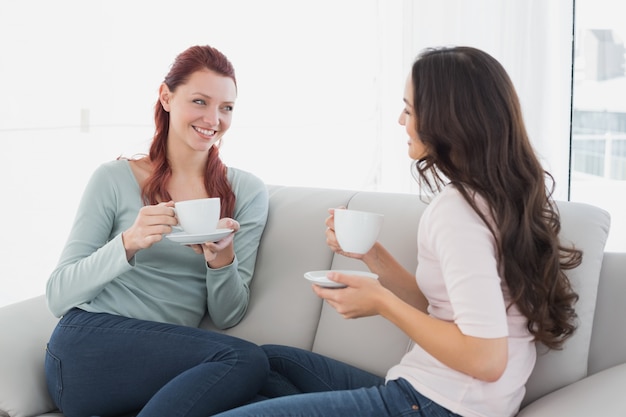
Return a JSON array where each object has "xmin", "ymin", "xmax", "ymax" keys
[
  {"xmin": 44, "ymin": 308, "xmax": 269, "ymax": 417},
  {"xmin": 213, "ymin": 344, "xmax": 461, "ymax": 417}
]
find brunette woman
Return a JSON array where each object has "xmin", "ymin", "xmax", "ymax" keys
[{"xmin": 213, "ymin": 46, "xmax": 582, "ymax": 417}]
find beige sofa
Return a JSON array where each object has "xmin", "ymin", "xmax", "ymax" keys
[{"xmin": 1, "ymin": 185, "xmax": 624, "ymax": 417}]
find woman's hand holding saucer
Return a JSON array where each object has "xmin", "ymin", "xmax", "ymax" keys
[
  {"xmin": 313, "ymin": 271, "xmax": 388, "ymax": 319},
  {"xmin": 188, "ymin": 218, "xmax": 239, "ymax": 267}
]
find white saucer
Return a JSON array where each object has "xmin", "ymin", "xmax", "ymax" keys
[
  {"xmin": 165, "ymin": 228, "xmax": 233, "ymax": 245},
  {"xmin": 303, "ymin": 270, "xmax": 379, "ymax": 288}
]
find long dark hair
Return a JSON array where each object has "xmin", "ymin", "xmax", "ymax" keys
[
  {"xmin": 142, "ymin": 45, "xmax": 236, "ymax": 217},
  {"xmin": 411, "ymin": 46, "xmax": 581, "ymax": 350}
]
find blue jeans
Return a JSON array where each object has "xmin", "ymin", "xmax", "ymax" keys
[
  {"xmin": 44, "ymin": 309, "xmax": 269, "ymax": 417},
  {"xmin": 213, "ymin": 344, "xmax": 461, "ymax": 417}
]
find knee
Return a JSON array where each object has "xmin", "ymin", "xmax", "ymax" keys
[
  {"xmin": 251, "ymin": 343, "xmax": 271, "ymax": 370},
  {"xmin": 238, "ymin": 341, "xmax": 270, "ymax": 381},
  {"xmin": 261, "ymin": 344, "xmax": 292, "ymax": 359},
  {"xmin": 260, "ymin": 344, "xmax": 306, "ymax": 364}
]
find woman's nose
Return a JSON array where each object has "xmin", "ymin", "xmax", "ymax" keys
[
  {"xmin": 398, "ymin": 111, "xmax": 405, "ymax": 126},
  {"xmin": 203, "ymin": 106, "xmax": 220, "ymax": 126}
]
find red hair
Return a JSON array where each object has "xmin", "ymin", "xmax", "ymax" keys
[{"xmin": 142, "ymin": 45, "xmax": 236, "ymax": 218}]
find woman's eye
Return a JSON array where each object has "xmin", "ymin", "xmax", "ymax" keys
[
  {"xmin": 193, "ymin": 99, "xmax": 206, "ymax": 105},
  {"xmin": 223, "ymin": 105, "xmax": 234, "ymax": 112}
]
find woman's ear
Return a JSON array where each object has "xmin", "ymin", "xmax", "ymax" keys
[{"xmin": 159, "ymin": 83, "xmax": 171, "ymax": 112}]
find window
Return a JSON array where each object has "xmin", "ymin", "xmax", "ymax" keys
[{"xmin": 571, "ymin": 0, "xmax": 626, "ymax": 251}]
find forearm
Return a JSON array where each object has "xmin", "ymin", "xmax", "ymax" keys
[
  {"xmin": 46, "ymin": 234, "xmax": 132, "ymax": 317},
  {"xmin": 378, "ymin": 290, "xmax": 508, "ymax": 381},
  {"xmin": 205, "ymin": 215, "xmax": 263, "ymax": 328},
  {"xmin": 363, "ymin": 242, "xmax": 428, "ymax": 311},
  {"xmin": 204, "ymin": 171, "xmax": 267, "ymax": 328},
  {"xmin": 206, "ymin": 244, "xmax": 235, "ymax": 269},
  {"xmin": 205, "ymin": 257, "xmax": 250, "ymax": 329}
]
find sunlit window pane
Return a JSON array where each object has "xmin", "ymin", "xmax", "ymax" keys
[{"xmin": 571, "ymin": 0, "xmax": 626, "ymax": 251}]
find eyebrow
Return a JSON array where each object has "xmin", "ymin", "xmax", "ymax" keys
[
  {"xmin": 403, "ymin": 98, "xmax": 412, "ymax": 106},
  {"xmin": 192, "ymin": 92, "xmax": 235, "ymax": 104}
]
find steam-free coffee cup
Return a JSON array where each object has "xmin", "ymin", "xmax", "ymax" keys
[
  {"xmin": 174, "ymin": 198, "xmax": 220, "ymax": 235},
  {"xmin": 333, "ymin": 208, "xmax": 384, "ymax": 254}
]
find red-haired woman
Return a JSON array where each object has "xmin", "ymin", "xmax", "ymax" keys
[{"xmin": 44, "ymin": 45, "xmax": 269, "ymax": 417}]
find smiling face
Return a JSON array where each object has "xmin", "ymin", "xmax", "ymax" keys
[
  {"xmin": 398, "ymin": 74, "xmax": 427, "ymax": 160},
  {"xmin": 159, "ymin": 69, "xmax": 237, "ymax": 154}
]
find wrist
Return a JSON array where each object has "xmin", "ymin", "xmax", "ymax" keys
[
  {"xmin": 361, "ymin": 242, "xmax": 381, "ymax": 269},
  {"xmin": 121, "ymin": 231, "xmax": 138, "ymax": 261},
  {"xmin": 207, "ymin": 254, "xmax": 235, "ymax": 270}
]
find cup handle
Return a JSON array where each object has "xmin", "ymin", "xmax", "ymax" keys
[{"xmin": 170, "ymin": 207, "xmax": 183, "ymax": 232}]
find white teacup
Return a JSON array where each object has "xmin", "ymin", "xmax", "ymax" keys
[
  {"xmin": 333, "ymin": 208, "xmax": 384, "ymax": 254},
  {"xmin": 174, "ymin": 198, "xmax": 220, "ymax": 235}
]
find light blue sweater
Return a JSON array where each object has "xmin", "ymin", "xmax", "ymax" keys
[{"xmin": 46, "ymin": 160, "xmax": 268, "ymax": 329}]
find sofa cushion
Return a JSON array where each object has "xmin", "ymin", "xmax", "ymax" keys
[
  {"xmin": 522, "ymin": 201, "xmax": 610, "ymax": 405},
  {"xmin": 518, "ymin": 363, "xmax": 626, "ymax": 416},
  {"xmin": 0, "ymin": 295, "xmax": 58, "ymax": 417}
]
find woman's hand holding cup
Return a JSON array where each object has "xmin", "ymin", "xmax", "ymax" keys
[
  {"xmin": 325, "ymin": 207, "xmax": 384, "ymax": 259},
  {"xmin": 122, "ymin": 201, "xmax": 178, "ymax": 260}
]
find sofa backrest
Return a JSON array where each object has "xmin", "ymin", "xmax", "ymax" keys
[{"xmin": 521, "ymin": 201, "xmax": 610, "ymax": 405}]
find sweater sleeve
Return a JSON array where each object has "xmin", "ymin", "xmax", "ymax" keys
[
  {"xmin": 203, "ymin": 169, "xmax": 269, "ymax": 329},
  {"xmin": 46, "ymin": 163, "xmax": 134, "ymax": 317}
]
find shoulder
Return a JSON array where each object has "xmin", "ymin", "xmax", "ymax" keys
[
  {"xmin": 84, "ymin": 159, "xmax": 138, "ymax": 200},
  {"xmin": 424, "ymin": 185, "xmax": 491, "ymax": 232},
  {"xmin": 422, "ymin": 185, "xmax": 497, "ymax": 255},
  {"xmin": 427, "ymin": 185, "xmax": 472, "ymax": 214},
  {"xmin": 87, "ymin": 159, "xmax": 130, "ymax": 184},
  {"xmin": 227, "ymin": 167, "xmax": 267, "ymax": 195},
  {"xmin": 126, "ymin": 157, "xmax": 151, "ymax": 186},
  {"xmin": 93, "ymin": 159, "xmax": 131, "ymax": 176},
  {"xmin": 227, "ymin": 167, "xmax": 269, "ymax": 214}
]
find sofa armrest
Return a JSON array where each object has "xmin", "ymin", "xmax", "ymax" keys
[
  {"xmin": 517, "ymin": 363, "xmax": 626, "ymax": 416},
  {"xmin": 0, "ymin": 295, "xmax": 59, "ymax": 417}
]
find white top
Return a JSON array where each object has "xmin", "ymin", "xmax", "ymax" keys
[{"xmin": 386, "ymin": 185, "xmax": 536, "ymax": 417}]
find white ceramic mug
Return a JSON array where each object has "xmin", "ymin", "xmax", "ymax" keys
[
  {"xmin": 174, "ymin": 198, "xmax": 220, "ymax": 235},
  {"xmin": 333, "ymin": 208, "xmax": 384, "ymax": 254}
]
